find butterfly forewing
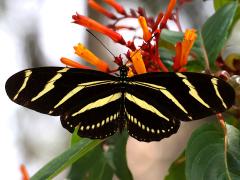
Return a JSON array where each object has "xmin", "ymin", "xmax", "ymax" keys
[
  {"xmin": 128, "ymin": 72, "xmax": 235, "ymax": 121},
  {"xmin": 5, "ymin": 67, "xmax": 117, "ymax": 115}
]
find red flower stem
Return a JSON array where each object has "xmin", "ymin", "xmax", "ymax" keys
[
  {"xmin": 216, "ymin": 113, "xmax": 231, "ymax": 180},
  {"xmin": 154, "ymin": 33, "xmax": 161, "ymax": 67},
  {"xmin": 154, "ymin": 30, "xmax": 169, "ymax": 72},
  {"xmin": 156, "ymin": 57, "xmax": 169, "ymax": 72}
]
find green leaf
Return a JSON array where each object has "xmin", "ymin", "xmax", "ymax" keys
[
  {"xmin": 202, "ymin": 2, "xmax": 238, "ymax": 69},
  {"xmin": 68, "ymin": 129, "xmax": 113, "ymax": 180},
  {"xmin": 159, "ymin": 47, "xmax": 174, "ymax": 70},
  {"xmin": 185, "ymin": 60, "xmax": 204, "ymax": 72},
  {"xmin": 71, "ymin": 127, "xmax": 82, "ymax": 145},
  {"xmin": 214, "ymin": 0, "xmax": 237, "ymax": 9},
  {"xmin": 68, "ymin": 130, "xmax": 132, "ymax": 180},
  {"xmin": 165, "ymin": 152, "xmax": 186, "ymax": 180},
  {"xmin": 185, "ymin": 122, "xmax": 240, "ymax": 180},
  {"xmin": 225, "ymin": 114, "xmax": 240, "ymax": 130},
  {"xmin": 105, "ymin": 131, "xmax": 133, "ymax": 180},
  {"xmin": 160, "ymin": 30, "xmax": 184, "ymax": 45},
  {"xmin": 214, "ymin": 0, "xmax": 240, "ymax": 27},
  {"xmin": 68, "ymin": 145, "xmax": 114, "ymax": 180},
  {"xmin": 31, "ymin": 138, "xmax": 101, "ymax": 180}
]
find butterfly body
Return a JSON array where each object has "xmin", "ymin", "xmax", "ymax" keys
[{"xmin": 5, "ymin": 66, "xmax": 235, "ymax": 142}]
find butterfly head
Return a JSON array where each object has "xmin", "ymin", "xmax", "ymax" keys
[{"xmin": 119, "ymin": 65, "xmax": 129, "ymax": 79}]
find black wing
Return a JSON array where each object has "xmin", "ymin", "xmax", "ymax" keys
[
  {"xmin": 125, "ymin": 72, "xmax": 235, "ymax": 142},
  {"xmin": 61, "ymin": 88, "xmax": 123, "ymax": 138},
  {"xmin": 124, "ymin": 91, "xmax": 180, "ymax": 142},
  {"xmin": 5, "ymin": 67, "xmax": 123, "ymax": 138}
]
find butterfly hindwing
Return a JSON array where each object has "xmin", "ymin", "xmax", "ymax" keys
[
  {"xmin": 124, "ymin": 90, "xmax": 180, "ymax": 142},
  {"xmin": 5, "ymin": 67, "xmax": 118, "ymax": 116},
  {"xmin": 60, "ymin": 89, "xmax": 123, "ymax": 139}
]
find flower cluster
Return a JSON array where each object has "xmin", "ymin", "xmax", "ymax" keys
[{"xmin": 61, "ymin": 0, "xmax": 197, "ymax": 75}]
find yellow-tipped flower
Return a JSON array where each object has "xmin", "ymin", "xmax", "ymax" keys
[
  {"xmin": 181, "ymin": 29, "xmax": 197, "ymax": 65},
  {"xmin": 173, "ymin": 29, "xmax": 197, "ymax": 71},
  {"xmin": 225, "ymin": 53, "xmax": 240, "ymax": 71},
  {"xmin": 138, "ymin": 16, "xmax": 152, "ymax": 42},
  {"xmin": 127, "ymin": 67, "xmax": 134, "ymax": 77},
  {"xmin": 131, "ymin": 50, "xmax": 147, "ymax": 74},
  {"xmin": 74, "ymin": 43, "xmax": 109, "ymax": 72}
]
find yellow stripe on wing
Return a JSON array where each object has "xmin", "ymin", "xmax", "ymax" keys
[
  {"xmin": 13, "ymin": 70, "xmax": 32, "ymax": 100},
  {"xmin": 72, "ymin": 92, "xmax": 122, "ymax": 117},
  {"xmin": 177, "ymin": 73, "xmax": 210, "ymax": 108},
  {"xmin": 49, "ymin": 80, "xmax": 115, "ymax": 114},
  {"xmin": 211, "ymin": 77, "xmax": 227, "ymax": 109},
  {"xmin": 132, "ymin": 81, "xmax": 191, "ymax": 119},
  {"xmin": 125, "ymin": 93, "xmax": 169, "ymax": 121},
  {"xmin": 31, "ymin": 68, "xmax": 69, "ymax": 102}
]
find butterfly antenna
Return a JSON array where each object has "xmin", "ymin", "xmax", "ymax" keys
[{"xmin": 86, "ymin": 29, "xmax": 116, "ymax": 58}]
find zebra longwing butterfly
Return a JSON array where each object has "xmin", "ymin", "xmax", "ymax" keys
[{"xmin": 5, "ymin": 66, "xmax": 235, "ymax": 142}]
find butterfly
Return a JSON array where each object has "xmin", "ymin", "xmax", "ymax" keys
[{"xmin": 5, "ymin": 65, "xmax": 235, "ymax": 142}]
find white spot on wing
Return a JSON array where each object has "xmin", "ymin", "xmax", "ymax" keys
[
  {"xmin": 97, "ymin": 123, "xmax": 100, "ymax": 127},
  {"xmin": 101, "ymin": 120, "xmax": 105, "ymax": 126}
]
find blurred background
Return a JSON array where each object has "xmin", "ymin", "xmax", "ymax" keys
[{"xmin": 0, "ymin": 0, "xmax": 223, "ymax": 179}]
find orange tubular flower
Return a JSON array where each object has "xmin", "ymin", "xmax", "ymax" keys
[
  {"xmin": 173, "ymin": 29, "xmax": 197, "ymax": 71},
  {"xmin": 60, "ymin": 57, "xmax": 90, "ymax": 69},
  {"xmin": 138, "ymin": 16, "xmax": 152, "ymax": 42},
  {"xmin": 104, "ymin": 0, "xmax": 126, "ymax": 15},
  {"xmin": 74, "ymin": 43, "xmax": 109, "ymax": 72},
  {"xmin": 173, "ymin": 42, "xmax": 183, "ymax": 71},
  {"xmin": 88, "ymin": 0, "xmax": 117, "ymax": 19},
  {"xmin": 127, "ymin": 67, "xmax": 134, "ymax": 77},
  {"xmin": 131, "ymin": 50, "xmax": 147, "ymax": 74},
  {"xmin": 73, "ymin": 13, "xmax": 126, "ymax": 45},
  {"xmin": 20, "ymin": 164, "xmax": 29, "ymax": 180},
  {"xmin": 161, "ymin": 0, "xmax": 177, "ymax": 28}
]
